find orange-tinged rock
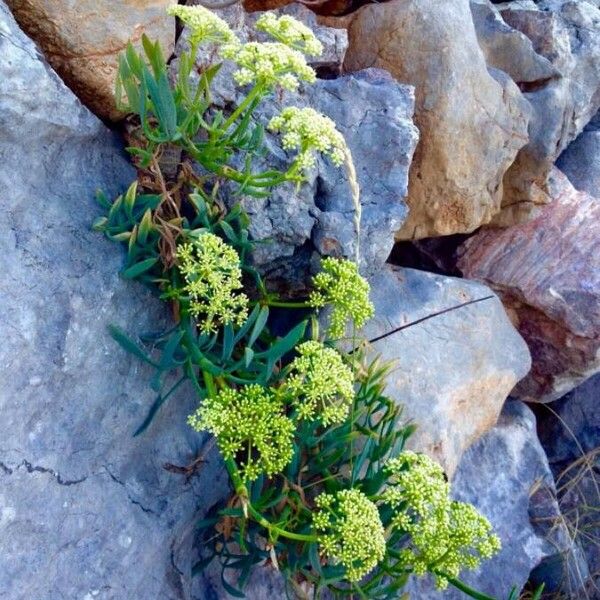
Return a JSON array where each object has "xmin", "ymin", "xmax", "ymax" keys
[{"xmin": 6, "ymin": 0, "xmax": 175, "ymax": 120}]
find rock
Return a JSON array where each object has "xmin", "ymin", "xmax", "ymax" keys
[
  {"xmin": 5, "ymin": 0, "xmax": 175, "ymax": 120},
  {"xmin": 492, "ymin": 0, "xmax": 600, "ymax": 224},
  {"xmin": 470, "ymin": 0, "xmax": 559, "ymax": 85},
  {"xmin": 0, "ymin": 4, "xmax": 225, "ymax": 598},
  {"xmin": 458, "ymin": 168, "xmax": 600, "ymax": 403},
  {"xmin": 557, "ymin": 111, "xmax": 600, "ymax": 196},
  {"xmin": 407, "ymin": 401, "xmax": 574, "ymax": 599},
  {"xmin": 362, "ymin": 266, "xmax": 531, "ymax": 477},
  {"xmin": 343, "ymin": 0, "xmax": 531, "ymax": 239},
  {"xmin": 535, "ymin": 374, "xmax": 600, "ymax": 595}
]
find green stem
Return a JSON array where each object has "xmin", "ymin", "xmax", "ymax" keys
[
  {"xmin": 437, "ymin": 572, "xmax": 498, "ymax": 600},
  {"xmin": 266, "ymin": 300, "xmax": 311, "ymax": 309},
  {"xmin": 221, "ymin": 84, "xmax": 264, "ymax": 132},
  {"xmin": 246, "ymin": 502, "xmax": 317, "ymax": 543}
]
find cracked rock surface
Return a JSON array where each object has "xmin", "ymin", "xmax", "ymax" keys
[
  {"xmin": 361, "ymin": 266, "xmax": 531, "ymax": 477},
  {"xmin": 0, "ymin": 4, "xmax": 224, "ymax": 598}
]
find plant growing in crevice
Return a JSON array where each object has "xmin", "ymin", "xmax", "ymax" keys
[{"xmin": 96, "ymin": 6, "xmax": 528, "ymax": 599}]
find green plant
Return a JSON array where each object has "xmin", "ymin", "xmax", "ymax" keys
[{"xmin": 96, "ymin": 5, "xmax": 528, "ymax": 598}]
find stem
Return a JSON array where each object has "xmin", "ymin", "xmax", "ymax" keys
[
  {"xmin": 266, "ymin": 300, "xmax": 311, "ymax": 309},
  {"xmin": 438, "ymin": 572, "xmax": 498, "ymax": 600},
  {"xmin": 221, "ymin": 84, "xmax": 264, "ymax": 131},
  {"xmin": 246, "ymin": 502, "xmax": 317, "ymax": 543}
]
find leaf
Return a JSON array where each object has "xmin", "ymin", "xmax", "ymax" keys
[
  {"xmin": 220, "ymin": 571, "xmax": 246, "ymax": 599},
  {"xmin": 134, "ymin": 376, "xmax": 186, "ymax": 436},
  {"xmin": 137, "ymin": 209, "xmax": 154, "ymax": 245},
  {"xmin": 108, "ymin": 325, "xmax": 158, "ymax": 367},
  {"xmin": 222, "ymin": 325, "xmax": 234, "ymax": 361},
  {"xmin": 191, "ymin": 555, "xmax": 214, "ymax": 576},
  {"xmin": 258, "ymin": 320, "xmax": 307, "ymax": 363},
  {"xmin": 142, "ymin": 63, "xmax": 177, "ymax": 140},
  {"xmin": 121, "ymin": 257, "xmax": 158, "ymax": 279},
  {"xmin": 234, "ymin": 304, "xmax": 262, "ymax": 344},
  {"xmin": 248, "ymin": 306, "xmax": 269, "ymax": 347},
  {"xmin": 243, "ymin": 347, "xmax": 254, "ymax": 368}
]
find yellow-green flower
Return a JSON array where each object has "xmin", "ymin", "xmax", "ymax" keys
[
  {"xmin": 167, "ymin": 5, "xmax": 238, "ymax": 46},
  {"xmin": 177, "ymin": 233, "xmax": 248, "ymax": 335},
  {"xmin": 284, "ymin": 341, "xmax": 354, "ymax": 425},
  {"xmin": 268, "ymin": 106, "xmax": 348, "ymax": 174},
  {"xmin": 220, "ymin": 41, "xmax": 316, "ymax": 92},
  {"xmin": 313, "ymin": 489, "xmax": 386, "ymax": 582},
  {"xmin": 309, "ymin": 258, "xmax": 374, "ymax": 338},
  {"xmin": 256, "ymin": 12, "xmax": 323, "ymax": 56},
  {"xmin": 188, "ymin": 385, "xmax": 295, "ymax": 482},
  {"xmin": 382, "ymin": 451, "xmax": 501, "ymax": 589}
]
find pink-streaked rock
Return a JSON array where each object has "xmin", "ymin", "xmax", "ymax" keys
[{"xmin": 458, "ymin": 168, "xmax": 600, "ymax": 402}]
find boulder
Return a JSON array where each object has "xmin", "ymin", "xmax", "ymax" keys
[
  {"xmin": 492, "ymin": 0, "xmax": 600, "ymax": 224},
  {"xmin": 172, "ymin": 4, "xmax": 419, "ymax": 293},
  {"xmin": 408, "ymin": 401, "xmax": 575, "ymax": 599},
  {"xmin": 5, "ymin": 0, "xmax": 175, "ymax": 120},
  {"xmin": 470, "ymin": 0, "xmax": 559, "ymax": 85},
  {"xmin": 458, "ymin": 168, "xmax": 600, "ymax": 403},
  {"xmin": 343, "ymin": 0, "xmax": 531, "ymax": 239},
  {"xmin": 557, "ymin": 111, "xmax": 600, "ymax": 196},
  {"xmin": 0, "ymin": 4, "xmax": 222, "ymax": 598},
  {"xmin": 362, "ymin": 266, "xmax": 531, "ymax": 477}
]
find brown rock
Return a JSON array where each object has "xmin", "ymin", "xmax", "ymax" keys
[
  {"xmin": 6, "ymin": 0, "xmax": 175, "ymax": 120},
  {"xmin": 343, "ymin": 0, "xmax": 531, "ymax": 239},
  {"xmin": 458, "ymin": 168, "xmax": 600, "ymax": 402}
]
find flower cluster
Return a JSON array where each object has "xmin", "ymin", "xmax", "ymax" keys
[
  {"xmin": 382, "ymin": 452, "xmax": 501, "ymax": 589},
  {"xmin": 309, "ymin": 258, "xmax": 374, "ymax": 338},
  {"xmin": 177, "ymin": 233, "xmax": 248, "ymax": 335},
  {"xmin": 188, "ymin": 385, "xmax": 295, "ymax": 482},
  {"xmin": 283, "ymin": 341, "xmax": 354, "ymax": 425},
  {"xmin": 220, "ymin": 42, "xmax": 316, "ymax": 92},
  {"xmin": 167, "ymin": 4, "xmax": 238, "ymax": 46},
  {"xmin": 313, "ymin": 489, "xmax": 386, "ymax": 582},
  {"xmin": 268, "ymin": 107, "xmax": 347, "ymax": 173},
  {"xmin": 255, "ymin": 13, "xmax": 323, "ymax": 56}
]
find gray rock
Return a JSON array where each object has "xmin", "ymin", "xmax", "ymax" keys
[
  {"xmin": 471, "ymin": 0, "xmax": 559, "ymax": 84},
  {"xmin": 493, "ymin": 0, "xmax": 600, "ymax": 224},
  {"xmin": 557, "ymin": 111, "xmax": 600, "ymax": 196},
  {"xmin": 0, "ymin": 4, "xmax": 225, "ymax": 598},
  {"xmin": 407, "ymin": 401, "xmax": 574, "ymax": 599},
  {"xmin": 536, "ymin": 374, "xmax": 600, "ymax": 595},
  {"xmin": 362, "ymin": 266, "xmax": 531, "ymax": 477}
]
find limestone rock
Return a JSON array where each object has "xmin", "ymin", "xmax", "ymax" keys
[
  {"xmin": 408, "ymin": 401, "xmax": 573, "ymax": 598},
  {"xmin": 362, "ymin": 266, "xmax": 531, "ymax": 477},
  {"xmin": 458, "ymin": 168, "xmax": 600, "ymax": 402},
  {"xmin": 557, "ymin": 111, "xmax": 600, "ymax": 196},
  {"xmin": 344, "ymin": 0, "xmax": 531, "ymax": 239},
  {"xmin": 5, "ymin": 0, "xmax": 175, "ymax": 120},
  {"xmin": 0, "ymin": 4, "xmax": 222, "ymax": 598},
  {"xmin": 493, "ymin": 0, "xmax": 600, "ymax": 224}
]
